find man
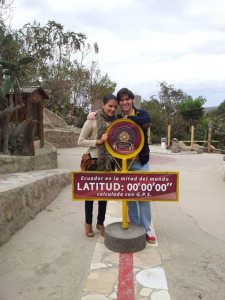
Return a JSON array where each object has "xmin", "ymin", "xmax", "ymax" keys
[
  {"xmin": 116, "ymin": 88, "xmax": 156, "ymax": 243},
  {"xmin": 88, "ymin": 88, "xmax": 156, "ymax": 243}
]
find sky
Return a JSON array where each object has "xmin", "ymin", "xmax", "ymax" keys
[{"xmin": 5, "ymin": 0, "xmax": 225, "ymax": 107}]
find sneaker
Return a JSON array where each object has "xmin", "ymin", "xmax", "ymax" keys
[{"xmin": 146, "ymin": 231, "xmax": 156, "ymax": 243}]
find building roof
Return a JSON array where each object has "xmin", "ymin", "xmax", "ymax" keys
[{"xmin": 21, "ymin": 86, "xmax": 49, "ymax": 99}]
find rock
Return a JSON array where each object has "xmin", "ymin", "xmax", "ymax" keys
[
  {"xmin": 43, "ymin": 108, "xmax": 68, "ymax": 129},
  {"xmin": 172, "ymin": 140, "xmax": 179, "ymax": 153}
]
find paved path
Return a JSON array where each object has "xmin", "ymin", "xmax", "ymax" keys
[
  {"xmin": 0, "ymin": 146, "xmax": 224, "ymax": 300},
  {"xmin": 59, "ymin": 147, "xmax": 172, "ymax": 299},
  {"xmin": 151, "ymin": 151, "xmax": 225, "ymax": 300}
]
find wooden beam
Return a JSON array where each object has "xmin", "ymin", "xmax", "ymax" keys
[
  {"xmin": 191, "ymin": 126, "xmax": 194, "ymax": 150},
  {"xmin": 208, "ymin": 127, "xmax": 212, "ymax": 153},
  {"xmin": 179, "ymin": 140, "xmax": 219, "ymax": 143},
  {"xmin": 167, "ymin": 125, "xmax": 171, "ymax": 147}
]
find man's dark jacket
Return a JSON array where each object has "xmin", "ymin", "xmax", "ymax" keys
[{"xmin": 117, "ymin": 107, "xmax": 151, "ymax": 165}]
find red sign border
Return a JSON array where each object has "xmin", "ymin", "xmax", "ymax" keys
[
  {"xmin": 72, "ymin": 171, "xmax": 179, "ymax": 202},
  {"xmin": 105, "ymin": 119, "xmax": 144, "ymax": 159}
]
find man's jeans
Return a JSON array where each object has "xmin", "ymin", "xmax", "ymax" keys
[{"xmin": 127, "ymin": 159, "xmax": 151, "ymax": 232}]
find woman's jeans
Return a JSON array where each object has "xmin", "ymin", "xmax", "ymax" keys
[
  {"xmin": 127, "ymin": 159, "xmax": 151, "ymax": 232},
  {"xmin": 85, "ymin": 161, "xmax": 107, "ymax": 225}
]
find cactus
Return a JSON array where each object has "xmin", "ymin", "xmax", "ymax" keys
[
  {"xmin": 18, "ymin": 56, "xmax": 35, "ymax": 66},
  {"xmin": 0, "ymin": 34, "xmax": 34, "ymax": 155},
  {"xmin": 0, "ymin": 34, "xmax": 13, "ymax": 46}
]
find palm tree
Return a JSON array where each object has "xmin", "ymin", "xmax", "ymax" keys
[{"xmin": 179, "ymin": 97, "xmax": 205, "ymax": 127}]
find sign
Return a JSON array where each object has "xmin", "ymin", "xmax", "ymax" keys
[
  {"xmin": 105, "ymin": 119, "xmax": 144, "ymax": 159},
  {"xmin": 72, "ymin": 171, "xmax": 179, "ymax": 201}
]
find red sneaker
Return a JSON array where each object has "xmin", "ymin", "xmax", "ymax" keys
[{"xmin": 146, "ymin": 232, "xmax": 156, "ymax": 243}]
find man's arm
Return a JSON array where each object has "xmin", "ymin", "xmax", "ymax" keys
[
  {"xmin": 87, "ymin": 112, "xmax": 96, "ymax": 120},
  {"xmin": 127, "ymin": 110, "xmax": 151, "ymax": 128}
]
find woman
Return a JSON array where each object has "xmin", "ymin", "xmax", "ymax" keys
[{"xmin": 77, "ymin": 94, "xmax": 118, "ymax": 237}]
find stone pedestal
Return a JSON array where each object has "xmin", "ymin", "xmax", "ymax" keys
[
  {"xmin": 172, "ymin": 140, "xmax": 179, "ymax": 153},
  {"xmin": 104, "ymin": 222, "xmax": 146, "ymax": 253}
]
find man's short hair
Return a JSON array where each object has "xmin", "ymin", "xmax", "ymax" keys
[{"xmin": 117, "ymin": 88, "xmax": 135, "ymax": 101}]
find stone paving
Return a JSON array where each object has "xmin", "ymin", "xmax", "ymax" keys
[
  {"xmin": 0, "ymin": 145, "xmax": 197, "ymax": 299},
  {"xmin": 81, "ymin": 201, "xmax": 171, "ymax": 300},
  {"xmin": 80, "ymin": 145, "xmax": 194, "ymax": 299},
  {"xmin": 1, "ymin": 145, "xmax": 224, "ymax": 299}
]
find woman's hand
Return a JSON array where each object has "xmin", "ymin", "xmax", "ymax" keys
[
  {"xmin": 101, "ymin": 134, "xmax": 108, "ymax": 141},
  {"xmin": 96, "ymin": 134, "xmax": 108, "ymax": 145},
  {"xmin": 87, "ymin": 112, "xmax": 96, "ymax": 120}
]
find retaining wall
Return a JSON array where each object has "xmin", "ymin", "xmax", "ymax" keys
[
  {"xmin": 0, "ymin": 141, "xmax": 58, "ymax": 174},
  {"xmin": 44, "ymin": 128, "xmax": 80, "ymax": 148},
  {"xmin": 0, "ymin": 169, "xmax": 71, "ymax": 246}
]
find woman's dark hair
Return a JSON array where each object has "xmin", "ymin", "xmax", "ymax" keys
[
  {"xmin": 117, "ymin": 88, "xmax": 135, "ymax": 101},
  {"xmin": 103, "ymin": 94, "xmax": 118, "ymax": 104}
]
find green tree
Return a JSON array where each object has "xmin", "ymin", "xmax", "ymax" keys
[
  {"xmin": 157, "ymin": 81, "xmax": 189, "ymax": 137},
  {"xmin": 141, "ymin": 97, "xmax": 166, "ymax": 143},
  {"xmin": 68, "ymin": 60, "xmax": 116, "ymax": 127},
  {"xmin": 18, "ymin": 20, "xmax": 86, "ymax": 81},
  {"xmin": 0, "ymin": 33, "xmax": 35, "ymax": 154},
  {"xmin": 142, "ymin": 82, "xmax": 188, "ymax": 141},
  {"xmin": 0, "ymin": 21, "xmax": 116, "ymax": 121},
  {"xmin": 194, "ymin": 117, "xmax": 211, "ymax": 143},
  {"xmin": 0, "ymin": 20, "xmax": 86, "ymax": 110},
  {"xmin": 216, "ymin": 100, "xmax": 225, "ymax": 116},
  {"xmin": 179, "ymin": 97, "xmax": 205, "ymax": 127},
  {"xmin": 0, "ymin": 0, "xmax": 13, "ymax": 23},
  {"xmin": 158, "ymin": 82, "xmax": 188, "ymax": 118}
]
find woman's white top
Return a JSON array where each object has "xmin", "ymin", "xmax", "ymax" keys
[{"xmin": 77, "ymin": 119, "xmax": 111, "ymax": 158}]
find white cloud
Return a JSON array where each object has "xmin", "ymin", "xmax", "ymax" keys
[{"xmin": 6, "ymin": 0, "xmax": 225, "ymax": 106}]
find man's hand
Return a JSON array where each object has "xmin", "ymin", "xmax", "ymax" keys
[{"xmin": 87, "ymin": 112, "xmax": 96, "ymax": 120}]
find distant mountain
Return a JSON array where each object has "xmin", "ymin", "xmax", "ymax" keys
[{"xmin": 203, "ymin": 106, "xmax": 218, "ymax": 113}]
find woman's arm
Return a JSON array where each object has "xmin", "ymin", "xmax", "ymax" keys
[
  {"xmin": 77, "ymin": 120, "xmax": 106, "ymax": 147},
  {"xmin": 96, "ymin": 133, "xmax": 108, "ymax": 145},
  {"xmin": 77, "ymin": 120, "xmax": 96, "ymax": 147}
]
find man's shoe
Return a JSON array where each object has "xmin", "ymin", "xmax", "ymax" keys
[
  {"xmin": 146, "ymin": 231, "xmax": 156, "ymax": 243},
  {"xmin": 85, "ymin": 222, "xmax": 94, "ymax": 237},
  {"xmin": 96, "ymin": 224, "xmax": 105, "ymax": 237}
]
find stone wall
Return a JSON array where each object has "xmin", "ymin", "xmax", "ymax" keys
[
  {"xmin": 44, "ymin": 128, "xmax": 81, "ymax": 148},
  {"xmin": 0, "ymin": 141, "xmax": 58, "ymax": 174},
  {"xmin": 43, "ymin": 108, "xmax": 82, "ymax": 148},
  {"xmin": 0, "ymin": 169, "xmax": 71, "ymax": 246}
]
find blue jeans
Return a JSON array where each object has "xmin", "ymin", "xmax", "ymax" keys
[{"xmin": 127, "ymin": 159, "xmax": 151, "ymax": 232}]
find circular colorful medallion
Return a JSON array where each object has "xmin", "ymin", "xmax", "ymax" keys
[{"xmin": 105, "ymin": 119, "xmax": 144, "ymax": 159}]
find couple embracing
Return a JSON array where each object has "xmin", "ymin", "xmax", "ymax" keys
[{"xmin": 77, "ymin": 88, "xmax": 156, "ymax": 243}]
